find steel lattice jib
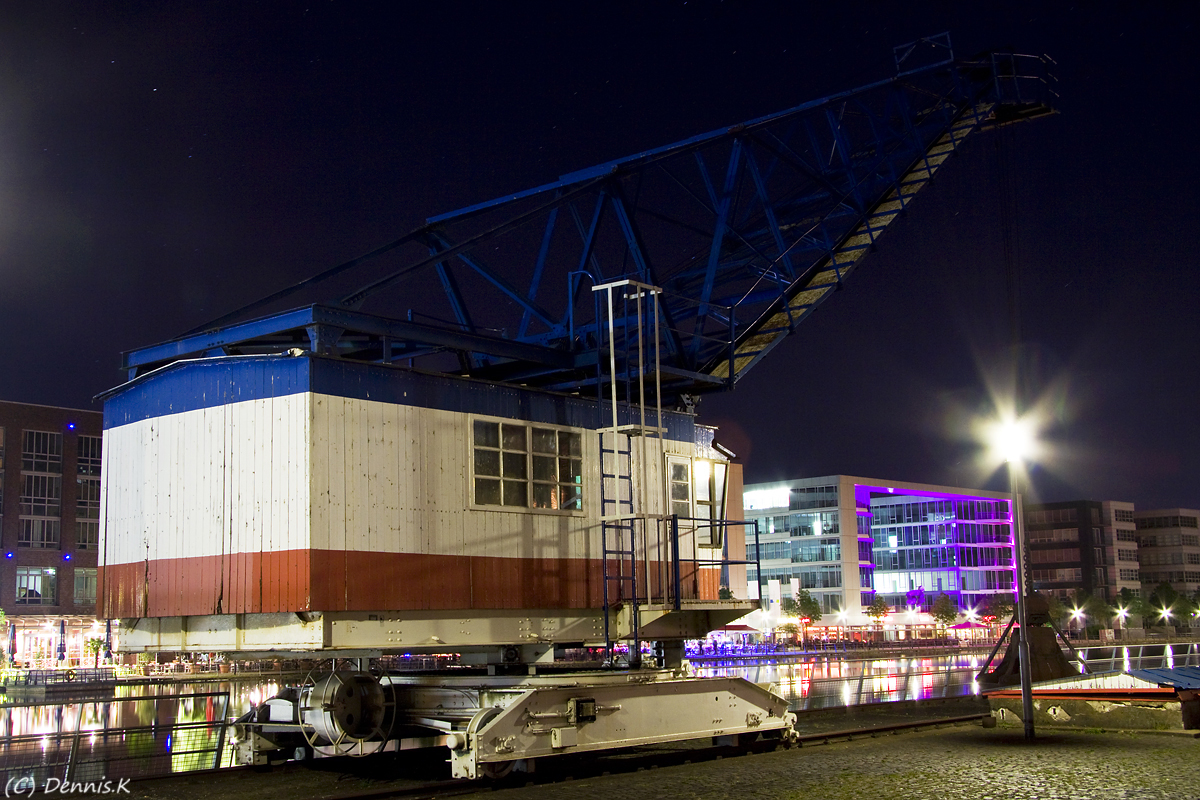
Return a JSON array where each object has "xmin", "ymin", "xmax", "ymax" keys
[{"xmin": 122, "ymin": 40, "xmax": 1054, "ymax": 405}]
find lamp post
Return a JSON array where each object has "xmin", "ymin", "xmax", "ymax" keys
[{"xmin": 993, "ymin": 416, "xmax": 1036, "ymax": 740}]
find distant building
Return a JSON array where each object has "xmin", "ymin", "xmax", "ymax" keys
[
  {"xmin": 742, "ymin": 475, "xmax": 1015, "ymax": 625},
  {"xmin": 1104, "ymin": 501, "xmax": 1142, "ymax": 599},
  {"xmin": 0, "ymin": 400, "xmax": 104, "ymax": 665},
  {"xmin": 1134, "ymin": 508, "xmax": 1200, "ymax": 604},
  {"xmin": 1023, "ymin": 499, "xmax": 1139, "ymax": 603}
]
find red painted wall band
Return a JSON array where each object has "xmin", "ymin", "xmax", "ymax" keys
[{"xmin": 99, "ymin": 550, "xmax": 719, "ymax": 618}]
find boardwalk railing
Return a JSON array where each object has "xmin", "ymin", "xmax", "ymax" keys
[{"xmin": 0, "ymin": 691, "xmax": 230, "ymax": 790}]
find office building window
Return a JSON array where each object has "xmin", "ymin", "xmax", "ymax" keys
[
  {"xmin": 21, "ymin": 473, "xmax": 61, "ymax": 517},
  {"xmin": 22, "ymin": 430, "xmax": 62, "ymax": 473},
  {"xmin": 16, "ymin": 567, "xmax": 57, "ymax": 605},
  {"xmin": 77, "ymin": 477, "xmax": 100, "ymax": 517},
  {"xmin": 77, "ymin": 475, "xmax": 101, "ymax": 549},
  {"xmin": 77, "ymin": 435, "xmax": 102, "ymax": 476},
  {"xmin": 1118, "ymin": 568, "xmax": 1140, "ymax": 582},
  {"xmin": 1027, "ymin": 527, "xmax": 1079, "ymax": 544},
  {"xmin": 1032, "ymin": 568, "xmax": 1083, "ymax": 583},
  {"xmin": 473, "ymin": 420, "xmax": 582, "ymax": 510},
  {"xmin": 77, "ymin": 521, "xmax": 99, "ymax": 550},
  {"xmin": 1137, "ymin": 515, "xmax": 1199, "ymax": 530},
  {"xmin": 1029, "ymin": 548, "xmax": 1080, "ymax": 564},
  {"xmin": 19, "ymin": 518, "xmax": 61, "ymax": 549},
  {"xmin": 74, "ymin": 568, "xmax": 97, "ymax": 605},
  {"xmin": 19, "ymin": 473, "xmax": 61, "ymax": 548}
]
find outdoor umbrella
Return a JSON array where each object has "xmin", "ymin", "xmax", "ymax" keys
[{"xmin": 57, "ymin": 619, "xmax": 66, "ymax": 661}]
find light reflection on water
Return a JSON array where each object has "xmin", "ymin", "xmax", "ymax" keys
[
  {"xmin": 0, "ymin": 678, "xmax": 279, "ymax": 740},
  {"xmin": 691, "ymin": 655, "xmax": 983, "ymax": 711}
]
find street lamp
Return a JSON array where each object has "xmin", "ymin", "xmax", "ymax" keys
[{"xmin": 987, "ymin": 411, "xmax": 1038, "ymax": 741}]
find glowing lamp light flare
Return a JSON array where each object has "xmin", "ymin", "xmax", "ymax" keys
[{"xmin": 987, "ymin": 416, "xmax": 1037, "ymax": 465}]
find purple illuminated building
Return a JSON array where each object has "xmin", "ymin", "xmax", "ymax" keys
[{"xmin": 743, "ymin": 475, "xmax": 1016, "ymax": 625}]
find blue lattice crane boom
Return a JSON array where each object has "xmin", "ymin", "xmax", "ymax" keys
[{"xmin": 122, "ymin": 35, "xmax": 1055, "ymax": 402}]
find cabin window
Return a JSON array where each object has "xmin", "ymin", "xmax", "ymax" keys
[{"xmin": 473, "ymin": 419, "xmax": 583, "ymax": 510}]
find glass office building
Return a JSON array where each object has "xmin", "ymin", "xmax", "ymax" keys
[{"xmin": 744, "ymin": 475, "xmax": 1015, "ymax": 624}]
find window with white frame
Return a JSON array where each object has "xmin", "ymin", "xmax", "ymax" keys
[
  {"xmin": 19, "ymin": 518, "xmax": 61, "ymax": 549},
  {"xmin": 76, "ymin": 477, "xmax": 100, "ymax": 549},
  {"xmin": 693, "ymin": 458, "xmax": 728, "ymax": 548},
  {"xmin": 77, "ymin": 435, "xmax": 102, "ymax": 476},
  {"xmin": 21, "ymin": 473, "xmax": 61, "ymax": 516},
  {"xmin": 19, "ymin": 473, "xmax": 61, "ymax": 548},
  {"xmin": 16, "ymin": 566, "xmax": 57, "ymax": 605},
  {"xmin": 77, "ymin": 521, "xmax": 99, "ymax": 550},
  {"xmin": 74, "ymin": 568, "xmax": 97, "ymax": 605},
  {"xmin": 22, "ymin": 430, "xmax": 62, "ymax": 473},
  {"xmin": 21, "ymin": 430, "xmax": 63, "ymax": 549},
  {"xmin": 472, "ymin": 420, "xmax": 583, "ymax": 510},
  {"xmin": 667, "ymin": 457, "xmax": 691, "ymax": 519}
]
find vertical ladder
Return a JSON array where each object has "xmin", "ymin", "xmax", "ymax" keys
[
  {"xmin": 599, "ymin": 429, "xmax": 638, "ymax": 665},
  {"xmin": 593, "ymin": 279, "xmax": 665, "ymax": 666}
]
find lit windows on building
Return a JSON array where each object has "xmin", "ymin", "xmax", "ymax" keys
[
  {"xmin": 73, "ymin": 568, "xmax": 97, "ymax": 605},
  {"xmin": 15, "ymin": 567, "xmax": 57, "ymax": 605},
  {"xmin": 870, "ymin": 495, "xmax": 1013, "ymax": 610},
  {"xmin": 472, "ymin": 420, "xmax": 583, "ymax": 510}
]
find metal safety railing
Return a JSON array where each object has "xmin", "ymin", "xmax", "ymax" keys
[
  {"xmin": 4, "ymin": 668, "xmax": 118, "ymax": 687},
  {"xmin": 0, "ymin": 691, "xmax": 231, "ymax": 790}
]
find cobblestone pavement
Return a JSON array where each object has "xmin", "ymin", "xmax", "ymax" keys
[
  {"xmin": 487, "ymin": 726, "xmax": 1200, "ymax": 800},
  {"xmin": 126, "ymin": 724, "xmax": 1200, "ymax": 800}
]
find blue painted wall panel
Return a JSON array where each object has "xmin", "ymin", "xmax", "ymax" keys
[{"xmin": 104, "ymin": 355, "xmax": 696, "ymax": 442}]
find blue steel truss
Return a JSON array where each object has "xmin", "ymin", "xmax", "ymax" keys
[{"xmin": 124, "ymin": 37, "xmax": 1055, "ymax": 403}]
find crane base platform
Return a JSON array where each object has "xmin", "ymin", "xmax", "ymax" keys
[{"xmin": 230, "ymin": 670, "xmax": 796, "ymax": 780}]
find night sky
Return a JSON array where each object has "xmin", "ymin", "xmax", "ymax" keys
[{"xmin": 2, "ymin": 3, "xmax": 1196, "ymax": 510}]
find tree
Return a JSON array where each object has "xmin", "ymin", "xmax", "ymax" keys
[
  {"xmin": 931, "ymin": 593, "xmax": 958, "ymax": 633},
  {"xmin": 1150, "ymin": 582, "xmax": 1182, "ymax": 624},
  {"xmin": 776, "ymin": 622, "xmax": 800, "ymax": 642},
  {"xmin": 983, "ymin": 593, "xmax": 1015, "ymax": 624},
  {"xmin": 794, "ymin": 590, "xmax": 823, "ymax": 626},
  {"xmin": 85, "ymin": 637, "xmax": 105, "ymax": 669},
  {"xmin": 780, "ymin": 597, "xmax": 799, "ymax": 616},
  {"xmin": 1118, "ymin": 589, "xmax": 1153, "ymax": 629},
  {"xmin": 1083, "ymin": 593, "xmax": 1115, "ymax": 628},
  {"xmin": 1045, "ymin": 595, "xmax": 1070, "ymax": 629},
  {"xmin": 866, "ymin": 595, "xmax": 890, "ymax": 627}
]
